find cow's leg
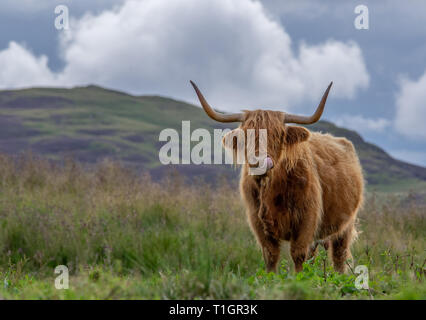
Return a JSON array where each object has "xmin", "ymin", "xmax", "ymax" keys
[
  {"xmin": 247, "ymin": 211, "xmax": 281, "ymax": 273},
  {"xmin": 290, "ymin": 240, "xmax": 310, "ymax": 272},
  {"xmin": 331, "ymin": 223, "xmax": 356, "ymax": 273},
  {"xmin": 323, "ymin": 239, "xmax": 330, "ymax": 251},
  {"xmin": 307, "ymin": 242, "xmax": 319, "ymax": 260},
  {"xmin": 290, "ymin": 212, "xmax": 318, "ymax": 272},
  {"xmin": 261, "ymin": 237, "xmax": 281, "ymax": 273}
]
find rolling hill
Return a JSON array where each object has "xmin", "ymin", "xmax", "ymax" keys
[{"xmin": 0, "ymin": 84, "xmax": 425, "ymax": 192}]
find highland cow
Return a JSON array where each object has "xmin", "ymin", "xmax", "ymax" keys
[{"xmin": 190, "ymin": 80, "xmax": 364, "ymax": 273}]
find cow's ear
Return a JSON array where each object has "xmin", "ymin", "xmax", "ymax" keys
[{"xmin": 285, "ymin": 126, "xmax": 310, "ymax": 145}]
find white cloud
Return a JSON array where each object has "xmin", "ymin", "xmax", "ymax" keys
[
  {"xmin": 332, "ymin": 114, "xmax": 390, "ymax": 133},
  {"xmin": 0, "ymin": 42, "xmax": 56, "ymax": 88},
  {"xmin": 0, "ymin": 0, "xmax": 370, "ymax": 112},
  {"xmin": 395, "ymin": 71, "xmax": 426, "ymax": 139}
]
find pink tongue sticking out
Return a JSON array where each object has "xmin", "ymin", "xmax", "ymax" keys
[{"xmin": 265, "ymin": 157, "xmax": 274, "ymax": 170}]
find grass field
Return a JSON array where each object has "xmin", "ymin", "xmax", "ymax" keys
[{"xmin": 0, "ymin": 153, "xmax": 424, "ymax": 299}]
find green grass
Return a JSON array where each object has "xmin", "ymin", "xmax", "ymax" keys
[{"xmin": 0, "ymin": 153, "xmax": 424, "ymax": 299}]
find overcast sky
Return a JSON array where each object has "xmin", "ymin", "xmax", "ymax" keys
[{"xmin": 0, "ymin": 0, "xmax": 425, "ymax": 166}]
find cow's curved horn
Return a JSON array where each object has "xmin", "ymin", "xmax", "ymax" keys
[
  {"xmin": 284, "ymin": 82, "xmax": 333, "ymax": 124},
  {"xmin": 190, "ymin": 80, "xmax": 244, "ymax": 123}
]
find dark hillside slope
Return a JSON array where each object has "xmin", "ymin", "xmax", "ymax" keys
[{"xmin": 0, "ymin": 85, "xmax": 425, "ymax": 191}]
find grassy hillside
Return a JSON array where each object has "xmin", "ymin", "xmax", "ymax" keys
[
  {"xmin": 0, "ymin": 155, "xmax": 424, "ymax": 299},
  {"xmin": 0, "ymin": 85, "xmax": 425, "ymax": 192}
]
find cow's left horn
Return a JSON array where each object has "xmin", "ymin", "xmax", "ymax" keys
[
  {"xmin": 190, "ymin": 80, "xmax": 244, "ymax": 123},
  {"xmin": 284, "ymin": 82, "xmax": 333, "ymax": 124}
]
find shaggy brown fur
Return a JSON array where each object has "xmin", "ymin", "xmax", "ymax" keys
[{"xmin": 224, "ymin": 110, "xmax": 364, "ymax": 273}]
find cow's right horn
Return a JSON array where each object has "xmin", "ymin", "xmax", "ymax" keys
[
  {"xmin": 190, "ymin": 80, "xmax": 244, "ymax": 123},
  {"xmin": 284, "ymin": 82, "xmax": 333, "ymax": 124}
]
